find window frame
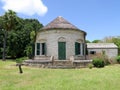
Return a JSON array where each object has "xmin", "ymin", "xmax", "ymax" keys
[
  {"xmin": 36, "ymin": 42, "xmax": 46, "ymax": 56},
  {"xmin": 75, "ymin": 42, "xmax": 84, "ymax": 56}
]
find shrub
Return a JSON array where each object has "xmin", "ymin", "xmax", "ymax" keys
[
  {"xmin": 88, "ymin": 64, "xmax": 93, "ymax": 69},
  {"xmin": 116, "ymin": 56, "xmax": 120, "ymax": 63},
  {"xmin": 16, "ymin": 57, "xmax": 27, "ymax": 64},
  {"xmin": 89, "ymin": 53, "xmax": 110, "ymax": 65},
  {"xmin": 92, "ymin": 58, "xmax": 105, "ymax": 68},
  {"xmin": 24, "ymin": 45, "xmax": 32, "ymax": 59}
]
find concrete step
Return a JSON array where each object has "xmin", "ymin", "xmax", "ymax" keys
[
  {"xmin": 47, "ymin": 65, "xmax": 75, "ymax": 69},
  {"xmin": 34, "ymin": 56, "xmax": 51, "ymax": 60},
  {"xmin": 53, "ymin": 60, "xmax": 72, "ymax": 66}
]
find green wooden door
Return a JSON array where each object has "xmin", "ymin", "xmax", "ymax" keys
[{"xmin": 58, "ymin": 42, "xmax": 66, "ymax": 60}]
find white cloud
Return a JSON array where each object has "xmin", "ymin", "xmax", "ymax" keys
[{"xmin": 1, "ymin": 0, "xmax": 48, "ymax": 16}]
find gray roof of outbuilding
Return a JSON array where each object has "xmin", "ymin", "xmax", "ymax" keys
[
  {"xmin": 87, "ymin": 43, "xmax": 118, "ymax": 49},
  {"xmin": 41, "ymin": 16, "xmax": 86, "ymax": 34}
]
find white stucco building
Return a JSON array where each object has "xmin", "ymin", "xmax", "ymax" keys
[{"xmin": 35, "ymin": 16, "xmax": 87, "ymax": 60}]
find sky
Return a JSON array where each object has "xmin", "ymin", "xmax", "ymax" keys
[{"xmin": 0, "ymin": 0, "xmax": 120, "ymax": 41}]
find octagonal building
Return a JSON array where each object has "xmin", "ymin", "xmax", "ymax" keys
[{"xmin": 35, "ymin": 16, "xmax": 87, "ymax": 60}]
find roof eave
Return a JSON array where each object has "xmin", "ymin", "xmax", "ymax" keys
[{"xmin": 39, "ymin": 28, "xmax": 86, "ymax": 34}]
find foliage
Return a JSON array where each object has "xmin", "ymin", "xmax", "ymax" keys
[
  {"xmin": 1, "ymin": 10, "xmax": 18, "ymax": 31},
  {"xmin": 92, "ymin": 39, "xmax": 101, "ymax": 43},
  {"xmin": 0, "ymin": 29, "xmax": 3, "ymax": 58},
  {"xmin": 86, "ymin": 40, "xmax": 91, "ymax": 43},
  {"xmin": 24, "ymin": 45, "xmax": 32, "ymax": 59},
  {"xmin": 88, "ymin": 63, "xmax": 93, "ymax": 69},
  {"xmin": 112, "ymin": 37, "xmax": 120, "ymax": 55},
  {"xmin": 0, "ymin": 10, "xmax": 43, "ymax": 59},
  {"xmin": 16, "ymin": 57, "xmax": 27, "ymax": 64},
  {"xmin": 30, "ymin": 31, "xmax": 36, "ymax": 43},
  {"xmin": 0, "ymin": 10, "xmax": 18, "ymax": 60},
  {"xmin": 89, "ymin": 53, "xmax": 110, "ymax": 65},
  {"xmin": 102, "ymin": 36, "xmax": 120, "ymax": 55},
  {"xmin": 92, "ymin": 58, "xmax": 105, "ymax": 68},
  {"xmin": 116, "ymin": 56, "xmax": 120, "ymax": 63}
]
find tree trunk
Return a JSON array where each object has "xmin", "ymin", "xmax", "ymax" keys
[
  {"xmin": 18, "ymin": 64, "xmax": 23, "ymax": 74},
  {"xmin": 2, "ymin": 30, "xmax": 7, "ymax": 61}
]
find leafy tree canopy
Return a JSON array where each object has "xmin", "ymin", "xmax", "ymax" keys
[
  {"xmin": 0, "ymin": 10, "xmax": 43, "ymax": 59},
  {"xmin": 92, "ymin": 40, "xmax": 101, "ymax": 43}
]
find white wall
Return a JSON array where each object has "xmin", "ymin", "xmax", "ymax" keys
[
  {"xmin": 87, "ymin": 48, "xmax": 118, "ymax": 58},
  {"xmin": 35, "ymin": 29, "xmax": 85, "ymax": 60}
]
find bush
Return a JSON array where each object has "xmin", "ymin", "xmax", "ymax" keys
[
  {"xmin": 89, "ymin": 53, "xmax": 110, "ymax": 65},
  {"xmin": 24, "ymin": 45, "xmax": 32, "ymax": 59},
  {"xmin": 92, "ymin": 58, "xmax": 105, "ymax": 68},
  {"xmin": 16, "ymin": 57, "xmax": 27, "ymax": 64},
  {"xmin": 88, "ymin": 64, "xmax": 93, "ymax": 69},
  {"xmin": 116, "ymin": 56, "xmax": 120, "ymax": 63}
]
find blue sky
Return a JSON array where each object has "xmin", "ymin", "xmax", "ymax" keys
[{"xmin": 0, "ymin": 0, "xmax": 120, "ymax": 41}]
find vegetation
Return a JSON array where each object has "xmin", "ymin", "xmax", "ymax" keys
[
  {"xmin": 86, "ymin": 40, "xmax": 91, "ymax": 43},
  {"xmin": 92, "ymin": 39, "xmax": 101, "ymax": 43},
  {"xmin": 101, "ymin": 36, "xmax": 120, "ymax": 55},
  {"xmin": 16, "ymin": 57, "xmax": 27, "ymax": 74},
  {"xmin": 0, "ymin": 10, "xmax": 18, "ymax": 60},
  {"xmin": 0, "ymin": 10, "xmax": 43, "ymax": 59},
  {"xmin": 0, "ymin": 60, "xmax": 120, "ymax": 90},
  {"xmin": 116, "ymin": 56, "xmax": 120, "ymax": 63},
  {"xmin": 92, "ymin": 58, "xmax": 105, "ymax": 68},
  {"xmin": 88, "ymin": 63, "xmax": 93, "ymax": 69}
]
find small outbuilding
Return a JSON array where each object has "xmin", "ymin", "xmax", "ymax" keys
[{"xmin": 87, "ymin": 43, "xmax": 118, "ymax": 59}]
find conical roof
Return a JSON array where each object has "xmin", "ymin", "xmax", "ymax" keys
[{"xmin": 41, "ymin": 16, "xmax": 86, "ymax": 34}]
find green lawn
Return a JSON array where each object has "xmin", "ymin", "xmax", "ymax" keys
[{"xmin": 0, "ymin": 60, "xmax": 120, "ymax": 90}]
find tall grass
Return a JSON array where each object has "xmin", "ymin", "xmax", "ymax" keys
[{"xmin": 0, "ymin": 60, "xmax": 120, "ymax": 90}]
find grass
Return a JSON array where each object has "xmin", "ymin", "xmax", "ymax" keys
[{"xmin": 0, "ymin": 60, "xmax": 120, "ymax": 90}]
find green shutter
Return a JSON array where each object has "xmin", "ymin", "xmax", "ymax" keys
[
  {"xmin": 44, "ymin": 43, "xmax": 46, "ymax": 55},
  {"xmin": 79, "ymin": 43, "xmax": 81, "ymax": 55},
  {"xmin": 75, "ymin": 42, "xmax": 78, "ymax": 55},
  {"xmin": 75, "ymin": 42, "xmax": 80, "ymax": 55},
  {"xmin": 82, "ymin": 43, "xmax": 84, "ymax": 55},
  {"xmin": 42, "ymin": 43, "xmax": 46, "ymax": 55},
  {"xmin": 36, "ymin": 43, "xmax": 40, "ymax": 55}
]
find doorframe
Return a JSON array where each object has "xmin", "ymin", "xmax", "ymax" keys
[{"xmin": 58, "ymin": 42, "xmax": 66, "ymax": 60}]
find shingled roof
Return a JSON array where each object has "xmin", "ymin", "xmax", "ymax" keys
[
  {"xmin": 87, "ymin": 43, "xmax": 118, "ymax": 49},
  {"xmin": 41, "ymin": 16, "xmax": 86, "ymax": 34}
]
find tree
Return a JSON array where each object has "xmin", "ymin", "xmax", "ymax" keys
[
  {"xmin": 0, "ymin": 11, "xmax": 43, "ymax": 59},
  {"xmin": 86, "ymin": 40, "xmax": 91, "ymax": 43},
  {"xmin": 7, "ymin": 18, "xmax": 43, "ymax": 58},
  {"xmin": 112, "ymin": 37, "xmax": 120, "ymax": 55},
  {"xmin": 92, "ymin": 40, "xmax": 101, "ymax": 43},
  {"xmin": 102, "ymin": 36, "xmax": 120, "ymax": 55},
  {"xmin": 22, "ymin": 19, "xmax": 43, "ymax": 58},
  {"xmin": 0, "ymin": 18, "xmax": 4, "ymax": 58},
  {"xmin": 1, "ymin": 10, "xmax": 18, "ymax": 60}
]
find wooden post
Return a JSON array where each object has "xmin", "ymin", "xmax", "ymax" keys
[{"xmin": 18, "ymin": 64, "xmax": 23, "ymax": 74}]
